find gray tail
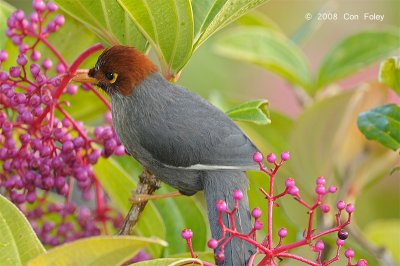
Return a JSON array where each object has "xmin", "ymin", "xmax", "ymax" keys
[{"xmin": 203, "ymin": 171, "xmax": 255, "ymax": 266}]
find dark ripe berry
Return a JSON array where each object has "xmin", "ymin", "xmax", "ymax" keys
[{"xmin": 338, "ymin": 229, "xmax": 348, "ymax": 240}]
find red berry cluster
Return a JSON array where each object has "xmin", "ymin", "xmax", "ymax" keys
[
  {"xmin": 0, "ymin": 1, "xmax": 124, "ymax": 245},
  {"xmin": 182, "ymin": 151, "xmax": 367, "ymax": 265}
]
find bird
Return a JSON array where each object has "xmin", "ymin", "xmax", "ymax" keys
[{"xmin": 73, "ymin": 45, "xmax": 259, "ymax": 265}]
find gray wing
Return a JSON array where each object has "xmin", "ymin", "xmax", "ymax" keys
[{"xmin": 133, "ymin": 75, "xmax": 259, "ymax": 170}]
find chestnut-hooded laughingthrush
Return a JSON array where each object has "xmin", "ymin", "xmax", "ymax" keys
[{"xmin": 74, "ymin": 45, "xmax": 260, "ymax": 265}]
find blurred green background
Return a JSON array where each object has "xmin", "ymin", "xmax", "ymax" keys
[{"xmin": 2, "ymin": 0, "xmax": 399, "ymax": 265}]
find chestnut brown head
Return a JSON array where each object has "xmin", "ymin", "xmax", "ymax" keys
[{"xmin": 74, "ymin": 45, "xmax": 157, "ymax": 96}]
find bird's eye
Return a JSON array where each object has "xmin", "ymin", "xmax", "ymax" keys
[
  {"xmin": 105, "ymin": 72, "xmax": 114, "ymax": 80},
  {"xmin": 105, "ymin": 72, "xmax": 118, "ymax": 84}
]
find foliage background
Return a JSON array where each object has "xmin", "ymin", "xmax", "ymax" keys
[{"xmin": 1, "ymin": 0, "xmax": 399, "ymax": 265}]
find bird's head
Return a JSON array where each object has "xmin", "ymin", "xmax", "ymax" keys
[{"xmin": 73, "ymin": 45, "xmax": 158, "ymax": 96}]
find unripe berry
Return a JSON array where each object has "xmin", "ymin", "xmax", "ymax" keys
[
  {"xmin": 42, "ymin": 58, "xmax": 52, "ymax": 70},
  {"xmin": 344, "ymin": 248, "xmax": 354, "ymax": 258},
  {"xmin": 207, "ymin": 239, "xmax": 218, "ymax": 249},
  {"xmin": 320, "ymin": 204, "xmax": 330, "ymax": 213},
  {"xmin": 66, "ymin": 84, "xmax": 78, "ymax": 95},
  {"xmin": 254, "ymin": 220, "xmax": 263, "ymax": 230},
  {"xmin": 252, "ymin": 152, "xmax": 263, "ymax": 163},
  {"xmin": 281, "ymin": 151, "xmax": 290, "ymax": 161},
  {"xmin": 316, "ymin": 176, "xmax": 325, "ymax": 185},
  {"xmin": 328, "ymin": 186, "xmax": 337, "ymax": 193},
  {"xmin": 30, "ymin": 12, "xmax": 39, "ymax": 23},
  {"xmin": 215, "ymin": 200, "xmax": 227, "ymax": 212},
  {"xmin": 278, "ymin": 227, "xmax": 287, "ymax": 238},
  {"xmin": 10, "ymin": 66, "xmax": 21, "ymax": 77},
  {"xmin": 285, "ymin": 177, "xmax": 295, "ymax": 188},
  {"xmin": 17, "ymin": 54, "xmax": 28, "ymax": 66},
  {"xmin": 215, "ymin": 251, "xmax": 224, "ymax": 262},
  {"xmin": 30, "ymin": 63, "xmax": 40, "ymax": 77},
  {"xmin": 47, "ymin": 2, "xmax": 58, "ymax": 12},
  {"xmin": 181, "ymin": 229, "xmax": 193, "ymax": 239},
  {"xmin": 0, "ymin": 71, "xmax": 8, "ymax": 81},
  {"xmin": 315, "ymin": 240, "xmax": 324, "ymax": 251},
  {"xmin": 30, "ymin": 50, "xmax": 41, "ymax": 61},
  {"xmin": 336, "ymin": 200, "xmax": 346, "ymax": 210},
  {"xmin": 251, "ymin": 207, "xmax": 262, "ymax": 218},
  {"xmin": 0, "ymin": 50, "xmax": 8, "ymax": 61},
  {"xmin": 266, "ymin": 153, "xmax": 276, "ymax": 163},
  {"xmin": 54, "ymin": 14, "xmax": 65, "ymax": 26},
  {"xmin": 56, "ymin": 63, "xmax": 66, "ymax": 73},
  {"xmin": 356, "ymin": 259, "xmax": 368, "ymax": 266},
  {"xmin": 346, "ymin": 204, "xmax": 354, "ymax": 213},
  {"xmin": 33, "ymin": 1, "xmax": 46, "ymax": 12},
  {"xmin": 114, "ymin": 145, "xmax": 125, "ymax": 156},
  {"xmin": 336, "ymin": 239, "xmax": 345, "ymax": 246},
  {"xmin": 315, "ymin": 184, "xmax": 326, "ymax": 195},
  {"xmin": 233, "ymin": 189, "xmax": 243, "ymax": 200},
  {"xmin": 288, "ymin": 186, "xmax": 299, "ymax": 195}
]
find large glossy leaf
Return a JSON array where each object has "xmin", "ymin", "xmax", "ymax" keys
[
  {"xmin": 226, "ymin": 99, "xmax": 270, "ymax": 125},
  {"xmin": 379, "ymin": 57, "xmax": 400, "ymax": 95},
  {"xmin": 357, "ymin": 104, "xmax": 400, "ymax": 151},
  {"xmin": 365, "ymin": 220, "xmax": 400, "ymax": 264},
  {"xmin": 27, "ymin": 236, "xmax": 167, "ymax": 266},
  {"xmin": 317, "ymin": 30, "xmax": 400, "ymax": 88},
  {"xmin": 53, "ymin": 0, "xmax": 148, "ymax": 51},
  {"xmin": 0, "ymin": 194, "xmax": 45, "ymax": 266},
  {"xmin": 117, "ymin": 0, "xmax": 194, "ymax": 76},
  {"xmin": 0, "ymin": 0, "xmax": 14, "ymax": 49},
  {"xmin": 215, "ymin": 27, "xmax": 312, "ymax": 92},
  {"xmin": 133, "ymin": 258, "xmax": 202, "ymax": 266},
  {"xmin": 193, "ymin": 0, "xmax": 270, "ymax": 49},
  {"xmin": 153, "ymin": 186, "xmax": 209, "ymax": 255},
  {"xmin": 93, "ymin": 157, "xmax": 166, "ymax": 257}
]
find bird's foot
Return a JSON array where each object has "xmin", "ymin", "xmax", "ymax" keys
[{"xmin": 129, "ymin": 191, "xmax": 182, "ymax": 203}]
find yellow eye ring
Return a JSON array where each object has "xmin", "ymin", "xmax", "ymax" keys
[{"xmin": 105, "ymin": 72, "xmax": 118, "ymax": 84}]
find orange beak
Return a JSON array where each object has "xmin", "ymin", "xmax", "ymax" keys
[{"xmin": 72, "ymin": 72, "xmax": 98, "ymax": 84}]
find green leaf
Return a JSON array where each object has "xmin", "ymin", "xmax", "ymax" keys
[
  {"xmin": 132, "ymin": 258, "xmax": 202, "ymax": 266},
  {"xmin": 52, "ymin": 0, "xmax": 148, "ymax": 51},
  {"xmin": 226, "ymin": 99, "xmax": 270, "ymax": 125},
  {"xmin": 153, "ymin": 187, "xmax": 208, "ymax": 255},
  {"xmin": 93, "ymin": 157, "xmax": 166, "ymax": 257},
  {"xmin": 215, "ymin": 27, "xmax": 312, "ymax": 92},
  {"xmin": 171, "ymin": 252, "xmax": 215, "ymax": 263},
  {"xmin": 317, "ymin": 30, "xmax": 400, "ymax": 88},
  {"xmin": 236, "ymin": 11, "xmax": 280, "ymax": 32},
  {"xmin": 379, "ymin": 57, "xmax": 400, "ymax": 95},
  {"xmin": 117, "ymin": 0, "xmax": 194, "ymax": 76},
  {"xmin": 0, "ymin": 0, "xmax": 14, "ymax": 49},
  {"xmin": 357, "ymin": 104, "xmax": 400, "ymax": 151},
  {"xmin": 365, "ymin": 220, "xmax": 400, "ymax": 264},
  {"xmin": 0, "ymin": 194, "xmax": 45, "ymax": 266},
  {"xmin": 27, "ymin": 236, "xmax": 167, "ymax": 266},
  {"xmin": 193, "ymin": 0, "xmax": 270, "ymax": 49}
]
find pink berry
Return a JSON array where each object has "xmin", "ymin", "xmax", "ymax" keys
[
  {"xmin": 233, "ymin": 189, "xmax": 243, "ymax": 200},
  {"xmin": 66, "ymin": 84, "xmax": 78, "ymax": 95},
  {"xmin": 10, "ymin": 66, "xmax": 21, "ymax": 78},
  {"xmin": 254, "ymin": 220, "xmax": 263, "ymax": 230},
  {"xmin": 54, "ymin": 14, "xmax": 65, "ymax": 26},
  {"xmin": 266, "ymin": 153, "xmax": 276, "ymax": 163},
  {"xmin": 315, "ymin": 185, "xmax": 326, "ymax": 195},
  {"xmin": 30, "ymin": 64, "xmax": 40, "ymax": 77},
  {"xmin": 215, "ymin": 200, "xmax": 227, "ymax": 212},
  {"xmin": 15, "ymin": 10, "xmax": 25, "ymax": 21},
  {"xmin": 336, "ymin": 239, "xmax": 345, "ymax": 246},
  {"xmin": 33, "ymin": 0, "xmax": 46, "ymax": 12},
  {"xmin": 181, "ymin": 229, "xmax": 193, "ymax": 239},
  {"xmin": 252, "ymin": 152, "xmax": 263, "ymax": 163},
  {"xmin": 281, "ymin": 151, "xmax": 290, "ymax": 161},
  {"xmin": 47, "ymin": 2, "xmax": 58, "ymax": 11},
  {"xmin": 17, "ymin": 54, "xmax": 28, "ymax": 66},
  {"xmin": 328, "ymin": 186, "xmax": 337, "ymax": 193},
  {"xmin": 315, "ymin": 240, "xmax": 324, "ymax": 251},
  {"xmin": 42, "ymin": 58, "xmax": 52, "ymax": 70},
  {"xmin": 56, "ymin": 63, "xmax": 66, "ymax": 74},
  {"xmin": 207, "ymin": 239, "xmax": 218, "ymax": 249},
  {"xmin": 278, "ymin": 227, "xmax": 287, "ymax": 238},
  {"xmin": 345, "ymin": 248, "xmax": 354, "ymax": 258},
  {"xmin": 114, "ymin": 145, "xmax": 125, "ymax": 156},
  {"xmin": 104, "ymin": 111, "xmax": 112, "ymax": 124},
  {"xmin": 336, "ymin": 200, "xmax": 346, "ymax": 210},
  {"xmin": 30, "ymin": 50, "xmax": 41, "ymax": 61},
  {"xmin": 30, "ymin": 12, "xmax": 39, "ymax": 23},
  {"xmin": 356, "ymin": 259, "xmax": 368, "ymax": 266},
  {"xmin": 316, "ymin": 176, "xmax": 325, "ymax": 185},
  {"xmin": 251, "ymin": 207, "xmax": 262, "ymax": 218},
  {"xmin": 320, "ymin": 204, "xmax": 330, "ymax": 213},
  {"xmin": 285, "ymin": 178, "xmax": 295, "ymax": 188},
  {"xmin": 0, "ymin": 50, "xmax": 8, "ymax": 61},
  {"xmin": 288, "ymin": 186, "xmax": 299, "ymax": 196},
  {"xmin": 0, "ymin": 71, "xmax": 8, "ymax": 81},
  {"xmin": 346, "ymin": 204, "xmax": 354, "ymax": 213},
  {"xmin": 215, "ymin": 251, "xmax": 224, "ymax": 262}
]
